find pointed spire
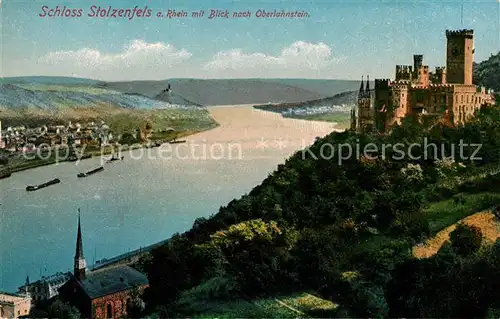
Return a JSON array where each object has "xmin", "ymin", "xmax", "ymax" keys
[
  {"xmin": 359, "ymin": 75, "xmax": 364, "ymax": 93},
  {"xmin": 75, "ymin": 209, "xmax": 84, "ymax": 259},
  {"xmin": 365, "ymin": 75, "xmax": 370, "ymax": 93}
]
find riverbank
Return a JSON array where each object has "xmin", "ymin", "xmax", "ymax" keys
[
  {"xmin": 0, "ymin": 104, "xmax": 340, "ymax": 293},
  {"xmin": 1, "ymin": 128, "xmax": 213, "ymax": 175}
]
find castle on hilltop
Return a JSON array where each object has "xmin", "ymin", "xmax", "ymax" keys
[{"xmin": 351, "ymin": 29, "xmax": 496, "ymax": 133}]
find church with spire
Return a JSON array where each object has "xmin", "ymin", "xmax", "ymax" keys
[
  {"xmin": 350, "ymin": 75, "xmax": 375, "ymax": 133},
  {"xmin": 58, "ymin": 212, "xmax": 149, "ymax": 319}
]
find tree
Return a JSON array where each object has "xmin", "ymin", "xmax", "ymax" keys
[
  {"xmin": 47, "ymin": 300, "xmax": 81, "ymax": 319},
  {"xmin": 449, "ymin": 223, "xmax": 483, "ymax": 257},
  {"xmin": 119, "ymin": 132, "xmax": 137, "ymax": 145},
  {"xmin": 123, "ymin": 287, "xmax": 144, "ymax": 318},
  {"xmin": 197, "ymin": 219, "xmax": 299, "ymax": 296}
]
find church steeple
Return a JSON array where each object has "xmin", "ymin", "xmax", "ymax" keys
[
  {"xmin": 74, "ymin": 209, "xmax": 86, "ymax": 281},
  {"xmin": 365, "ymin": 75, "xmax": 370, "ymax": 94},
  {"xmin": 359, "ymin": 76, "xmax": 364, "ymax": 94}
]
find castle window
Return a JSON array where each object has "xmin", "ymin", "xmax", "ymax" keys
[
  {"xmin": 107, "ymin": 304, "xmax": 113, "ymax": 318},
  {"xmin": 461, "ymin": 95, "xmax": 464, "ymax": 102}
]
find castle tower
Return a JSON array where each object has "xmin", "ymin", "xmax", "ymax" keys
[
  {"xmin": 446, "ymin": 29, "xmax": 474, "ymax": 85},
  {"xmin": 350, "ymin": 108, "xmax": 357, "ymax": 131},
  {"xmin": 357, "ymin": 75, "xmax": 373, "ymax": 133},
  {"xmin": 413, "ymin": 54, "xmax": 423, "ymax": 70},
  {"xmin": 358, "ymin": 75, "xmax": 365, "ymax": 98},
  {"xmin": 74, "ymin": 209, "xmax": 86, "ymax": 281}
]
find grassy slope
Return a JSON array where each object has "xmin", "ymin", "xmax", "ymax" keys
[
  {"xmin": 0, "ymin": 83, "xmax": 216, "ymax": 133},
  {"xmin": 172, "ymin": 292, "xmax": 336, "ymax": 319}
]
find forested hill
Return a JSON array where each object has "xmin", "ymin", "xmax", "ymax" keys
[
  {"xmin": 473, "ymin": 51, "xmax": 500, "ymax": 92},
  {"xmin": 139, "ymin": 105, "xmax": 500, "ymax": 318}
]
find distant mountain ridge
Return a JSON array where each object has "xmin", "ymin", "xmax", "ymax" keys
[
  {"xmin": 98, "ymin": 78, "xmax": 364, "ymax": 106},
  {"xmin": 1, "ymin": 77, "xmax": 365, "ymax": 106},
  {"xmin": 1, "ymin": 76, "xmax": 100, "ymax": 85}
]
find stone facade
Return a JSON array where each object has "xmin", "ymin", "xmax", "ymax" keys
[
  {"xmin": 17, "ymin": 272, "xmax": 71, "ymax": 305},
  {"xmin": 91, "ymin": 285, "xmax": 147, "ymax": 319},
  {"xmin": 351, "ymin": 29, "xmax": 496, "ymax": 134},
  {"xmin": 0, "ymin": 293, "xmax": 32, "ymax": 319}
]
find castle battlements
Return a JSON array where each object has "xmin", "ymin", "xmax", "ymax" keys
[
  {"xmin": 427, "ymin": 84, "xmax": 454, "ymax": 92},
  {"xmin": 446, "ymin": 29, "xmax": 473, "ymax": 38},
  {"xmin": 352, "ymin": 28, "xmax": 495, "ymax": 135},
  {"xmin": 391, "ymin": 81, "xmax": 410, "ymax": 89},
  {"xmin": 374, "ymin": 79, "xmax": 391, "ymax": 89},
  {"xmin": 396, "ymin": 65, "xmax": 413, "ymax": 71}
]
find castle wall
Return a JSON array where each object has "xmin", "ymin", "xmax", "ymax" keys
[
  {"xmin": 390, "ymin": 83, "xmax": 409, "ymax": 125},
  {"xmin": 92, "ymin": 285, "xmax": 148, "ymax": 319},
  {"xmin": 359, "ymin": 29, "xmax": 494, "ymax": 134},
  {"xmin": 415, "ymin": 65, "xmax": 430, "ymax": 86}
]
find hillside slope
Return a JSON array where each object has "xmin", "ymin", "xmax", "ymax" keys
[
  {"xmin": 0, "ymin": 84, "xmax": 190, "ymax": 110},
  {"xmin": 100, "ymin": 79, "xmax": 327, "ymax": 106},
  {"xmin": 143, "ymin": 105, "xmax": 500, "ymax": 318},
  {"xmin": 413, "ymin": 211, "xmax": 500, "ymax": 259},
  {"xmin": 473, "ymin": 51, "xmax": 500, "ymax": 92},
  {"xmin": 0, "ymin": 83, "xmax": 215, "ymax": 132}
]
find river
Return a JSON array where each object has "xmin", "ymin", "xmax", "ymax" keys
[{"xmin": 0, "ymin": 105, "xmax": 339, "ymax": 292}]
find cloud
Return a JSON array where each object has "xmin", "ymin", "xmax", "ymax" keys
[
  {"xmin": 203, "ymin": 41, "xmax": 346, "ymax": 78},
  {"xmin": 12, "ymin": 40, "xmax": 346, "ymax": 80},
  {"xmin": 37, "ymin": 40, "xmax": 192, "ymax": 80}
]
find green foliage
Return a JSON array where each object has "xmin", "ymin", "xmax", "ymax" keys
[
  {"xmin": 474, "ymin": 51, "xmax": 500, "ymax": 92},
  {"xmin": 119, "ymin": 132, "xmax": 138, "ymax": 145},
  {"xmin": 47, "ymin": 300, "xmax": 81, "ymax": 319},
  {"xmin": 198, "ymin": 219, "xmax": 299, "ymax": 297},
  {"xmin": 449, "ymin": 223, "xmax": 483, "ymax": 257},
  {"xmin": 144, "ymin": 104, "xmax": 500, "ymax": 317}
]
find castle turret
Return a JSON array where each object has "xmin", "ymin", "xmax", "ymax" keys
[
  {"xmin": 358, "ymin": 76, "xmax": 364, "ymax": 98},
  {"xmin": 357, "ymin": 75, "xmax": 374, "ymax": 133},
  {"xmin": 74, "ymin": 209, "xmax": 86, "ymax": 281},
  {"xmin": 350, "ymin": 108, "xmax": 357, "ymax": 131},
  {"xmin": 446, "ymin": 29, "xmax": 474, "ymax": 85},
  {"xmin": 365, "ymin": 75, "xmax": 370, "ymax": 95}
]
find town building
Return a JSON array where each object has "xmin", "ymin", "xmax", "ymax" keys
[
  {"xmin": 351, "ymin": 29, "xmax": 496, "ymax": 134},
  {"xmin": 58, "ymin": 214, "xmax": 149, "ymax": 319},
  {"xmin": 17, "ymin": 272, "xmax": 72, "ymax": 305},
  {"xmin": 0, "ymin": 293, "xmax": 32, "ymax": 318}
]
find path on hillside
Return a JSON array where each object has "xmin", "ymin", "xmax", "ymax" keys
[{"xmin": 413, "ymin": 210, "xmax": 500, "ymax": 258}]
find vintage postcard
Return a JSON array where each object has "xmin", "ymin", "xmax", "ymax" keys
[{"xmin": 1, "ymin": 0, "xmax": 500, "ymax": 318}]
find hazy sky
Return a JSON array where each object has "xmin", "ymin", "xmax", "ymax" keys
[{"xmin": 2, "ymin": 0, "xmax": 499, "ymax": 81}]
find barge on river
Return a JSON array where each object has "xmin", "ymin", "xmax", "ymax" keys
[
  {"xmin": 77, "ymin": 166, "xmax": 104, "ymax": 178},
  {"xmin": 26, "ymin": 178, "xmax": 60, "ymax": 191}
]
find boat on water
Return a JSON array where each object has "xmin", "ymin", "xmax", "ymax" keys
[
  {"xmin": 77, "ymin": 166, "xmax": 104, "ymax": 178},
  {"xmin": 106, "ymin": 154, "xmax": 124, "ymax": 163},
  {"xmin": 169, "ymin": 137, "xmax": 186, "ymax": 144},
  {"xmin": 0, "ymin": 170, "xmax": 11, "ymax": 180},
  {"xmin": 26, "ymin": 178, "xmax": 60, "ymax": 191},
  {"xmin": 68, "ymin": 154, "xmax": 91, "ymax": 162}
]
